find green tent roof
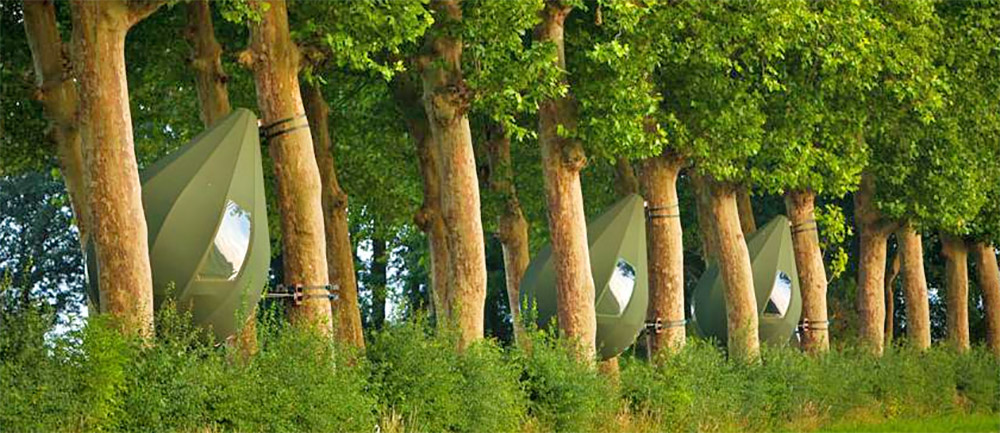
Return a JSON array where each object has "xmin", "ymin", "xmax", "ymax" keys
[
  {"xmin": 520, "ymin": 194, "xmax": 649, "ymax": 360},
  {"xmin": 691, "ymin": 215, "xmax": 802, "ymax": 346},
  {"xmin": 86, "ymin": 109, "xmax": 271, "ymax": 340}
]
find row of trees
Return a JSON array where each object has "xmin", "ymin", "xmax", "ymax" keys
[{"xmin": 5, "ymin": 0, "xmax": 999, "ymax": 364}]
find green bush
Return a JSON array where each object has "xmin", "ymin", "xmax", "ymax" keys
[
  {"xmin": 214, "ymin": 321, "xmax": 374, "ymax": 432},
  {"xmin": 620, "ymin": 339, "xmax": 1000, "ymax": 432},
  {"xmin": 0, "ymin": 300, "xmax": 374, "ymax": 432},
  {"xmin": 2, "ymin": 296, "xmax": 998, "ymax": 433},
  {"xmin": 367, "ymin": 321, "xmax": 526, "ymax": 432},
  {"xmin": 514, "ymin": 331, "xmax": 619, "ymax": 433}
]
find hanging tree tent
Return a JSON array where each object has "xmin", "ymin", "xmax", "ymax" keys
[
  {"xmin": 520, "ymin": 194, "xmax": 650, "ymax": 360},
  {"xmin": 86, "ymin": 109, "xmax": 271, "ymax": 340},
  {"xmin": 691, "ymin": 215, "xmax": 803, "ymax": 345}
]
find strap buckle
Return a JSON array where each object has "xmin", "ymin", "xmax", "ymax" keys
[
  {"xmin": 797, "ymin": 318, "xmax": 830, "ymax": 331},
  {"xmin": 263, "ymin": 284, "xmax": 340, "ymax": 306},
  {"xmin": 644, "ymin": 317, "xmax": 687, "ymax": 335}
]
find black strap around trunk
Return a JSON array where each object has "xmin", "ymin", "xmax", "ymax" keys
[
  {"xmin": 646, "ymin": 203, "xmax": 681, "ymax": 220},
  {"xmin": 260, "ymin": 114, "xmax": 309, "ymax": 143}
]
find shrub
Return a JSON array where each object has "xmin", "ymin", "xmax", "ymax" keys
[
  {"xmin": 367, "ymin": 321, "xmax": 526, "ymax": 432},
  {"xmin": 2, "ymin": 291, "xmax": 998, "ymax": 433},
  {"xmin": 0, "ymin": 297, "xmax": 135, "ymax": 431},
  {"xmin": 0, "ymin": 298, "xmax": 374, "ymax": 433},
  {"xmin": 514, "ymin": 331, "xmax": 619, "ymax": 433},
  {"xmin": 215, "ymin": 321, "xmax": 375, "ymax": 433},
  {"xmin": 618, "ymin": 338, "xmax": 1000, "ymax": 432}
]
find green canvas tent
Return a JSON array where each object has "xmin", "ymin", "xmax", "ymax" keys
[
  {"xmin": 86, "ymin": 108, "xmax": 271, "ymax": 340},
  {"xmin": 520, "ymin": 194, "xmax": 649, "ymax": 360},
  {"xmin": 691, "ymin": 215, "xmax": 802, "ymax": 346}
]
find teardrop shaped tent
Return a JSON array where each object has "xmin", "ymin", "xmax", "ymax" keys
[
  {"xmin": 691, "ymin": 215, "xmax": 802, "ymax": 346},
  {"xmin": 520, "ymin": 194, "xmax": 649, "ymax": 360},
  {"xmin": 86, "ymin": 108, "xmax": 271, "ymax": 340}
]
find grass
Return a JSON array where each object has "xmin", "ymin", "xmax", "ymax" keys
[{"xmin": 815, "ymin": 412, "xmax": 1000, "ymax": 433}]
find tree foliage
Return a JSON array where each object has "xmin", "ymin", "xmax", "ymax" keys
[
  {"xmin": 291, "ymin": 0, "xmax": 433, "ymax": 81},
  {"xmin": 937, "ymin": 0, "xmax": 1000, "ymax": 239},
  {"xmin": 585, "ymin": 0, "xmax": 807, "ymax": 182},
  {"xmin": 752, "ymin": 0, "xmax": 880, "ymax": 198},
  {"xmin": 0, "ymin": 0, "xmax": 52, "ymax": 175}
]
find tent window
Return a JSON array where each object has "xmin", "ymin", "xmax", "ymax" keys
[
  {"xmin": 764, "ymin": 270, "xmax": 792, "ymax": 318},
  {"xmin": 606, "ymin": 258, "xmax": 636, "ymax": 316},
  {"xmin": 198, "ymin": 200, "xmax": 251, "ymax": 281}
]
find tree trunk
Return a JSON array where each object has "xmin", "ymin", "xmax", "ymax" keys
[
  {"xmin": 302, "ymin": 82, "xmax": 365, "ymax": 348},
  {"xmin": 418, "ymin": 0, "xmax": 487, "ymax": 349},
  {"xmin": 69, "ymin": 0, "xmax": 164, "ymax": 338},
  {"xmin": 640, "ymin": 153, "xmax": 686, "ymax": 355},
  {"xmin": 784, "ymin": 189, "xmax": 829, "ymax": 352},
  {"xmin": 736, "ymin": 186, "xmax": 756, "ymax": 235},
  {"xmin": 940, "ymin": 234, "xmax": 969, "ymax": 352},
  {"xmin": 245, "ymin": 0, "xmax": 332, "ymax": 334},
  {"xmin": 854, "ymin": 172, "xmax": 894, "ymax": 355},
  {"xmin": 896, "ymin": 223, "xmax": 931, "ymax": 350},
  {"xmin": 971, "ymin": 242, "xmax": 1000, "ymax": 357},
  {"xmin": 534, "ymin": 2, "xmax": 597, "ymax": 359},
  {"xmin": 707, "ymin": 179, "xmax": 760, "ymax": 361},
  {"xmin": 690, "ymin": 171, "xmax": 719, "ymax": 266},
  {"xmin": 390, "ymin": 76, "xmax": 449, "ymax": 319},
  {"xmin": 185, "ymin": 0, "xmax": 230, "ymax": 127},
  {"xmin": 485, "ymin": 123, "xmax": 530, "ymax": 344},
  {"xmin": 371, "ymin": 236, "xmax": 388, "ymax": 330},
  {"xmin": 613, "ymin": 157, "xmax": 640, "ymax": 197},
  {"xmin": 885, "ymin": 249, "xmax": 900, "ymax": 346},
  {"xmin": 597, "ymin": 355, "xmax": 620, "ymax": 384},
  {"xmin": 23, "ymin": 0, "xmax": 90, "ymax": 252}
]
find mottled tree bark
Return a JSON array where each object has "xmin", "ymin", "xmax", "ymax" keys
[
  {"xmin": 885, "ymin": 249, "xmax": 900, "ymax": 346},
  {"xmin": 736, "ymin": 186, "xmax": 756, "ymax": 235},
  {"xmin": 302, "ymin": 82, "xmax": 365, "ymax": 348},
  {"xmin": 971, "ymin": 242, "xmax": 1000, "ymax": 357},
  {"xmin": 418, "ymin": 0, "xmax": 487, "ymax": 349},
  {"xmin": 244, "ymin": 0, "xmax": 332, "ymax": 334},
  {"xmin": 69, "ymin": 0, "xmax": 165, "ymax": 338},
  {"xmin": 534, "ymin": 1, "xmax": 597, "ymax": 359},
  {"xmin": 854, "ymin": 172, "xmax": 895, "ymax": 355},
  {"xmin": 485, "ymin": 124, "xmax": 530, "ymax": 344},
  {"xmin": 940, "ymin": 234, "xmax": 969, "ymax": 352},
  {"xmin": 391, "ymin": 76, "xmax": 450, "ymax": 318},
  {"xmin": 896, "ymin": 223, "xmax": 930, "ymax": 350},
  {"xmin": 23, "ymin": 0, "xmax": 89, "ymax": 251},
  {"xmin": 785, "ymin": 190, "xmax": 829, "ymax": 353},
  {"xmin": 640, "ymin": 153, "xmax": 686, "ymax": 355},
  {"xmin": 708, "ymin": 179, "xmax": 760, "ymax": 361},
  {"xmin": 371, "ymin": 236, "xmax": 388, "ymax": 330},
  {"xmin": 691, "ymin": 172, "xmax": 719, "ymax": 266},
  {"xmin": 185, "ymin": 0, "xmax": 230, "ymax": 127}
]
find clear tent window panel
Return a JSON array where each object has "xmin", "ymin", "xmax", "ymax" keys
[
  {"xmin": 764, "ymin": 270, "xmax": 792, "ymax": 318},
  {"xmin": 198, "ymin": 200, "xmax": 251, "ymax": 281},
  {"xmin": 606, "ymin": 258, "xmax": 636, "ymax": 316}
]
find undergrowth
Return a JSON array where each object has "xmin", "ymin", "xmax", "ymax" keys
[{"xmin": 2, "ymin": 298, "xmax": 997, "ymax": 432}]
